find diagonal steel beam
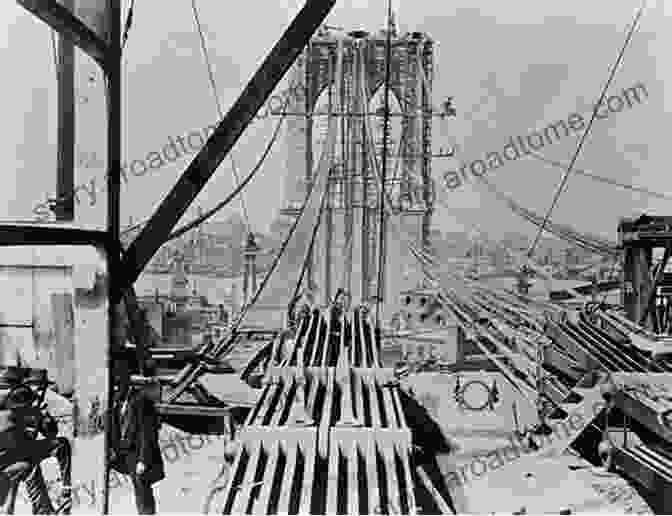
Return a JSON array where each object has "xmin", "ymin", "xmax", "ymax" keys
[
  {"xmin": 17, "ymin": 0, "xmax": 109, "ymax": 69},
  {"xmin": 117, "ymin": 0, "xmax": 335, "ymax": 301}
]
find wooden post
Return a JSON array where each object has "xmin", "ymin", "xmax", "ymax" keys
[
  {"xmin": 305, "ymin": 44, "xmax": 314, "ymax": 292},
  {"xmin": 104, "ymin": 1, "xmax": 122, "ymax": 512},
  {"xmin": 51, "ymin": 292, "xmax": 75, "ymax": 395},
  {"xmin": 55, "ymin": 0, "xmax": 75, "ymax": 221},
  {"xmin": 323, "ymin": 48, "xmax": 334, "ymax": 306},
  {"xmin": 632, "ymin": 247, "xmax": 653, "ymax": 328}
]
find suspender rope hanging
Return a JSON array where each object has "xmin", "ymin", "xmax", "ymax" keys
[{"xmin": 375, "ymin": 0, "xmax": 394, "ymax": 337}]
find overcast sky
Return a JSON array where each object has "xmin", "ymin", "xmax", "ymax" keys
[{"xmin": 1, "ymin": 0, "xmax": 670, "ymax": 246}]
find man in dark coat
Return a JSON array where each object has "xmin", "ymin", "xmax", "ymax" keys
[
  {"xmin": 113, "ymin": 360, "xmax": 164, "ymax": 514},
  {"xmin": 0, "ymin": 380, "xmax": 71, "ymax": 514}
]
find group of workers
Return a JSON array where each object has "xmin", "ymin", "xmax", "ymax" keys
[
  {"xmin": 0, "ymin": 305, "xmax": 167, "ymax": 515},
  {"xmin": 0, "ymin": 375, "xmax": 72, "ymax": 514}
]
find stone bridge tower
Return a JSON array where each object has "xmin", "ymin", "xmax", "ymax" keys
[{"xmin": 276, "ymin": 23, "xmax": 435, "ymax": 317}]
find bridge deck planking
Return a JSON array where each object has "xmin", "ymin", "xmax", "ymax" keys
[{"xmin": 217, "ymin": 305, "xmax": 449, "ymax": 514}]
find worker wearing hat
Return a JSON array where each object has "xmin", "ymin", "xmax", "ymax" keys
[
  {"xmin": 0, "ymin": 374, "xmax": 71, "ymax": 514},
  {"xmin": 111, "ymin": 359, "xmax": 164, "ymax": 514}
]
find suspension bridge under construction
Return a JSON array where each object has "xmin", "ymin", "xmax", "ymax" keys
[{"xmin": 7, "ymin": 0, "xmax": 672, "ymax": 514}]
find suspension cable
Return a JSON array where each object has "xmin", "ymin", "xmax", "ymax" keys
[
  {"xmin": 528, "ymin": 1, "xmax": 646, "ymax": 258},
  {"xmin": 358, "ymin": 40, "xmax": 554, "ymax": 324},
  {"xmin": 375, "ymin": 0, "xmax": 394, "ymax": 335},
  {"xmin": 417, "ymin": 197, "xmax": 572, "ymax": 313},
  {"xmin": 210, "ymin": 110, "xmax": 337, "ymax": 360},
  {"xmin": 419, "ymin": 45, "xmax": 661, "ymax": 206},
  {"xmin": 121, "ymin": 1, "xmax": 293, "ymax": 243},
  {"xmin": 290, "ymin": 167, "xmax": 332, "ymax": 309},
  {"xmin": 413, "ymin": 33, "xmax": 626, "ymax": 264},
  {"xmin": 191, "ymin": 0, "xmax": 251, "ymax": 234},
  {"xmin": 477, "ymin": 177, "xmax": 620, "ymax": 256},
  {"xmin": 164, "ymin": 118, "xmax": 337, "ymax": 403},
  {"xmin": 528, "ymin": 150, "xmax": 672, "ymax": 201},
  {"xmin": 416, "ymin": 61, "xmax": 617, "ymax": 258},
  {"xmin": 120, "ymin": 78, "xmax": 294, "ymax": 243},
  {"xmin": 121, "ymin": 0, "xmax": 136, "ymax": 51},
  {"xmin": 167, "ymin": 89, "xmax": 290, "ymax": 241}
]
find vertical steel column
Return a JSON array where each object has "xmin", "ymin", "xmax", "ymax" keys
[
  {"xmin": 55, "ymin": 0, "xmax": 75, "ymax": 221},
  {"xmin": 413, "ymin": 42, "xmax": 423, "ymax": 247},
  {"xmin": 421, "ymin": 40, "xmax": 434, "ymax": 249},
  {"xmin": 103, "ymin": 0, "xmax": 121, "ymax": 513},
  {"xmin": 360, "ymin": 42, "xmax": 370, "ymax": 301},
  {"xmin": 412, "ymin": 40, "xmax": 421, "ymax": 211},
  {"xmin": 324, "ymin": 46, "xmax": 334, "ymax": 304},
  {"xmin": 336, "ymin": 36, "xmax": 347, "ymax": 295},
  {"xmin": 620, "ymin": 249, "xmax": 626, "ymax": 309},
  {"xmin": 305, "ymin": 44, "xmax": 314, "ymax": 291},
  {"xmin": 243, "ymin": 256, "xmax": 250, "ymax": 304},
  {"xmin": 376, "ymin": 2, "xmax": 393, "ymax": 332},
  {"xmin": 344, "ymin": 40, "xmax": 356, "ymax": 295},
  {"xmin": 622, "ymin": 245, "xmax": 634, "ymax": 319},
  {"xmin": 251, "ymin": 252, "xmax": 258, "ymax": 297}
]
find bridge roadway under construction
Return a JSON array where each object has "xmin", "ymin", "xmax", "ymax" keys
[
  {"xmin": 216, "ymin": 305, "xmax": 454, "ymax": 515},
  {"xmin": 416, "ymin": 260, "xmax": 672, "ymax": 511},
  {"xmin": 134, "ymin": 250, "xmax": 672, "ymax": 511},
  {"xmin": 158, "ymin": 237, "xmax": 672, "ymax": 513}
]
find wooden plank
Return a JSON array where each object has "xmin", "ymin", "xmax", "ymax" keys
[
  {"xmin": 51, "ymin": 292, "xmax": 75, "ymax": 395},
  {"xmin": 353, "ymin": 369, "xmax": 366, "ymax": 425},
  {"xmin": 252, "ymin": 440, "xmax": 281, "ymax": 514},
  {"xmin": 220, "ymin": 441, "xmax": 248, "ymax": 513},
  {"xmin": 154, "ymin": 404, "xmax": 231, "ymax": 417},
  {"xmin": 399, "ymin": 446, "xmax": 418, "ymax": 514},
  {"xmin": 255, "ymin": 380, "xmax": 282, "ymax": 426},
  {"xmin": 305, "ymin": 370, "xmax": 321, "ymax": 422},
  {"xmin": 348, "ymin": 440, "xmax": 359, "ymax": 515},
  {"xmin": 367, "ymin": 375, "xmax": 381, "ymax": 427},
  {"xmin": 276, "ymin": 440, "xmax": 299, "ymax": 514},
  {"xmin": 326, "ymin": 438, "xmax": 339, "ymax": 514},
  {"xmin": 270, "ymin": 378, "xmax": 291, "ymax": 426},
  {"xmin": 299, "ymin": 439, "xmax": 317, "ymax": 514},
  {"xmin": 231, "ymin": 440, "xmax": 261, "ymax": 515},
  {"xmin": 318, "ymin": 368, "xmax": 335, "ymax": 458},
  {"xmin": 365, "ymin": 432, "xmax": 382, "ymax": 513},
  {"xmin": 416, "ymin": 464, "xmax": 453, "ymax": 515}
]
